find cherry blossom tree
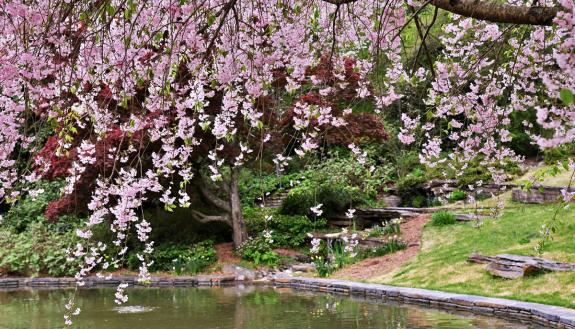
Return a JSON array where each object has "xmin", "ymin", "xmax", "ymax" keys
[{"xmin": 0, "ymin": 0, "xmax": 574, "ymax": 324}]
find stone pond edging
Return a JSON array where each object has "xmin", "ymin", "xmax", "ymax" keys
[
  {"xmin": 272, "ymin": 277, "xmax": 575, "ymax": 329},
  {"xmin": 2, "ymin": 275, "xmax": 574, "ymax": 328}
]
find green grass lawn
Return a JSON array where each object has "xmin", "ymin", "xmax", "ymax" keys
[{"xmin": 369, "ymin": 204, "xmax": 575, "ymax": 308}]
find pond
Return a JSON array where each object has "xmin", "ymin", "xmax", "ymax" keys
[{"xmin": 0, "ymin": 286, "xmax": 534, "ymax": 328}]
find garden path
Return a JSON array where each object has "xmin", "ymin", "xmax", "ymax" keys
[{"xmin": 332, "ymin": 215, "xmax": 430, "ymax": 280}]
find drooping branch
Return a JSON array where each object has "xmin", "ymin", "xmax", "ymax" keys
[{"xmin": 321, "ymin": 0, "xmax": 560, "ymax": 26}]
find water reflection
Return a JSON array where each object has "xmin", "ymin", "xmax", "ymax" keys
[{"xmin": 0, "ymin": 286, "xmax": 537, "ymax": 329}]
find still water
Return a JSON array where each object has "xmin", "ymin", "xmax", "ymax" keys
[{"xmin": 0, "ymin": 286, "xmax": 535, "ymax": 328}]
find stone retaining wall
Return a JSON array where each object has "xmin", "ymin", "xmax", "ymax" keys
[
  {"xmin": 0, "ymin": 275, "xmax": 236, "ymax": 289},
  {"xmin": 272, "ymin": 277, "xmax": 575, "ymax": 329},
  {"xmin": 2, "ymin": 276, "xmax": 574, "ymax": 328}
]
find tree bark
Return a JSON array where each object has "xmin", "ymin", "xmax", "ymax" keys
[
  {"xmin": 191, "ymin": 210, "xmax": 231, "ymax": 225},
  {"xmin": 198, "ymin": 180, "xmax": 231, "ymax": 212},
  {"xmin": 229, "ymin": 167, "xmax": 248, "ymax": 248},
  {"xmin": 321, "ymin": 0, "xmax": 560, "ymax": 26},
  {"xmin": 430, "ymin": 0, "xmax": 559, "ymax": 26}
]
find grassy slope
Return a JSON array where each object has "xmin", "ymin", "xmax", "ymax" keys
[{"xmin": 369, "ymin": 204, "xmax": 575, "ymax": 308}]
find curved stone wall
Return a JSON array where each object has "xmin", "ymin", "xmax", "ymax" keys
[
  {"xmin": 2, "ymin": 276, "xmax": 574, "ymax": 328},
  {"xmin": 272, "ymin": 277, "xmax": 575, "ymax": 329}
]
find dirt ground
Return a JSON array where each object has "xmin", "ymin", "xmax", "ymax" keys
[
  {"xmin": 215, "ymin": 242, "xmax": 242, "ymax": 265},
  {"xmin": 333, "ymin": 214, "xmax": 430, "ymax": 280}
]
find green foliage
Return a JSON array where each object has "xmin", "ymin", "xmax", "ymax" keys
[
  {"xmin": 448, "ymin": 189, "xmax": 467, "ymax": 203},
  {"xmin": 430, "ymin": 211, "xmax": 457, "ymax": 227},
  {"xmin": 312, "ymin": 237, "xmax": 407, "ymax": 277},
  {"xmin": 368, "ymin": 220, "xmax": 401, "ymax": 237},
  {"xmin": 395, "ymin": 168, "xmax": 428, "ymax": 207},
  {"xmin": 138, "ymin": 241, "xmax": 217, "ymax": 273},
  {"xmin": 543, "ymin": 143, "xmax": 575, "ymax": 165},
  {"xmin": 427, "ymin": 157, "xmax": 523, "ymax": 188},
  {"xmin": 244, "ymin": 207, "xmax": 326, "ymax": 248},
  {"xmin": 359, "ymin": 238, "xmax": 407, "ymax": 258},
  {"xmin": 330, "ymin": 241, "xmax": 354, "ymax": 269},
  {"xmin": 240, "ymin": 172, "xmax": 301, "ymax": 207},
  {"xmin": 3, "ymin": 180, "xmax": 67, "ymax": 233},
  {"xmin": 279, "ymin": 189, "xmax": 314, "ymax": 217},
  {"xmin": 0, "ymin": 222, "xmax": 81, "ymax": 277},
  {"xmin": 239, "ymin": 237, "xmax": 279, "ymax": 267},
  {"xmin": 275, "ymin": 149, "xmax": 393, "ymax": 216},
  {"xmin": 171, "ymin": 241, "xmax": 217, "ymax": 275},
  {"xmin": 280, "ymin": 185, "xmax": 363, "ymax": 218},
  {"xmin": 560, "ymin": 88, "xmax": 574, "ymax": 106},
  {"xmin": 313, "ymin": 256, "xmax": 336, "ymax": 277}
]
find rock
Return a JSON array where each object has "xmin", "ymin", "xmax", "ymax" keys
[
  {"xmin": 512, "ymin": 185, "xmax": 575, "ymax": 204},
  {"xmin": 456, "ymin": 214, "xmax": 487, "ymax": 222},
  {"xmin": 290, "ymin": 263, "xmax": 316, "ymax": 273},
  {"xmin": 324, "ymin": 232, "xmax": 342, "ymax": 239},
  {"xmin": 295, "ymin": 254, "xmax": 312, "ymax": 263},
  {"xmin": 381, "ymin": 194, "xmax": 402, "ymax": 207},
  {"xmin": 222, "ymin": 264, "xmax": 257, "ymax": 281},
  {"xmin": 468, "ymin": 253, "xmax": 575, "ymax": 279}
]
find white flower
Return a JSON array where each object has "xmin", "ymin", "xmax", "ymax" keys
[
  {"xmin": 310, "ymin": 238, "xmax": 322, "ymax": 254},
  {"xmin": 114, "ymin": 283, "xmax": 129, "ymax": 304},
  {"xmin": 345, "ymin": 208, "xmax": 356, "ymax": 219},
  {"xmin": 310, "ymin": 204, "xmax": 323, "ymax": 216},
  {"xmin": 263, "ymin": 229, "xmax": 274, "ymax": 244}
]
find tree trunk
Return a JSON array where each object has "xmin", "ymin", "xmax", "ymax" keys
[{"xmin": 229, "ymin": 167, "xmax": 247, "ymax": 248}]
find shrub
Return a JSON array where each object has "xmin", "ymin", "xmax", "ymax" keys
[
  {"xmin": 239, "ymin": 171, "xmax": 303, "ymax": 207},
  {"xmin": 0, "ymin": 222, "xmax": 81, "ymax": 277},
  {"xmin": 170, "ymin": 241, "xmax": 217, "ymax": 275},
  {"xmin": 368, "ymin": 220, "xmax": 401, "ymax": 237},
  {"xmin": 543, "ymin": 143, "xmax": 575, "ymax": 165},
  {"xmin": 141, "ymin": 241, "xmax": 217, "ymax": 273},
  {"xmin": 395, "ymin": 169, "xmax": 429, "ymax": 207},
  {"xmin": 314, "ymin": 256, "xmax": 336, "ymax": 278},
  {"xmin": 245, "ymin": 208, "xmax": 326, "ymax": 248},
  {"xmin": 279, "ymin": 185, "xmax": 362, "ymax": 218},
  {"xmin": 3, "ymin": 180, "xmax": 66, "ymax": 233},
  {"xmin": 430, "ymin": 211, "xmax": 457, "ymax": 227},
  {"xmin": 279, "ymin": 189, "xmax": 315, "ymax": 217},
  {"xmin": 239, "ymin": 237, "xmax": 279, "ymax": 267},
  {"xmin": 448, "ymin": 189, "xmax": 467, "ymax": 202}
]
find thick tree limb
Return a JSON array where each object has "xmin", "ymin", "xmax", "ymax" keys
[
  {"xmin": 321, "ymin": 0, "xmax": 560, "ymax": 26},
  {"xmin": 191, "ymin": 210, "xmax": 231, "ymax": 225},
  {"xmin": 198, "ymin": 179, "xmax": 232, "ymax": 212},
  {"xmin": 322, "ymin": 0, "xmax": 361, "ymax": 4},
  {"xmin": 431, "ymin": 0, "xmax": 559, "ymax": 26}
]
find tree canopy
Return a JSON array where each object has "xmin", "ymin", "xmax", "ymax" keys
[{"xmin": 0, "ymin": 0, "xmax": 574, "ymax": 324}]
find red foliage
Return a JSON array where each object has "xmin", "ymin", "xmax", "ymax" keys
[
  {"xmin": 33, "ymin": 136, "xmax": 75, "ymax": 180},
  {"xmin": 38, "ymin": 125, "xmax": 149, "ymax": 220},
  {"xmin": 44, "ymin": 197, "xmax": 75, "ymax": 221},
  {"xmin": 325, "ymin": 112, "xmax": 388, "ymax": 145}
]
